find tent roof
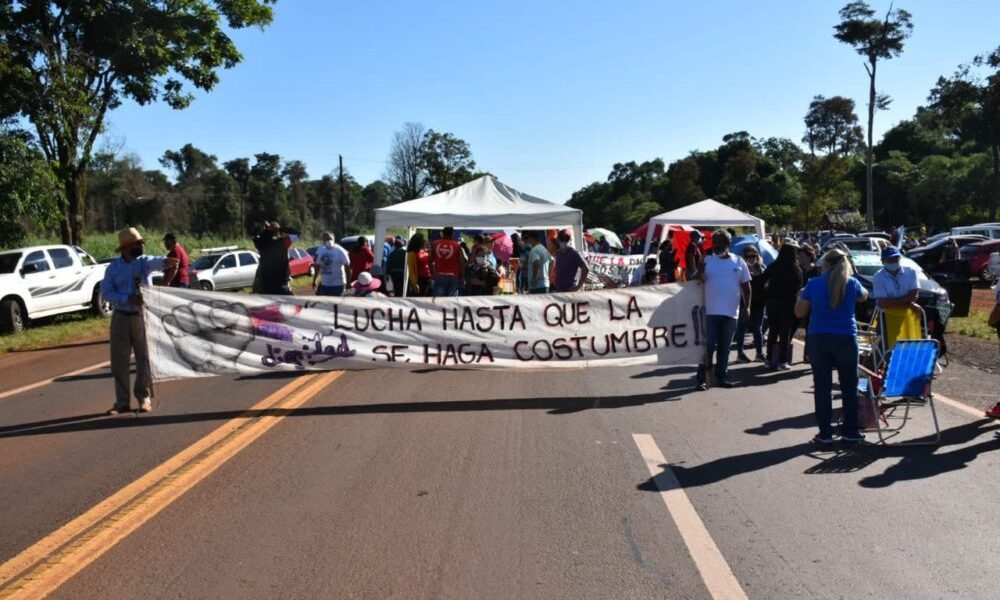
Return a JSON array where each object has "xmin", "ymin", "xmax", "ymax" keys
[
  {"xmin": 374, "ymin": 175, "xmax": 581, "ymax": 227},
  {"xmin": 647, "ymin": 199, "xmax": 764, "ymax": 231}
]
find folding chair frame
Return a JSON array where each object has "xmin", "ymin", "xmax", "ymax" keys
[{"xmin": 868, "ymin": 338, "xmax": 941, "ymax": 446}]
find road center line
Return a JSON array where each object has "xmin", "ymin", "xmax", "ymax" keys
[
  {"xmin": 0, "ymin": 370, "xmax": 342, "ymax": 599},
  {"xmin": 0, "ymin": 360, "xmax": 111, "ymax": 401},
  {"xmin": 632, "ymin": 434, "xmax": 748, "ymax": 600}
]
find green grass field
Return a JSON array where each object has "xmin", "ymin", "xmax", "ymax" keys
[{"xmin": 949, "ymin": 308, "xmax": 999, "ymax": 342}]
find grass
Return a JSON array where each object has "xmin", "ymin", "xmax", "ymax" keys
[
  {"xmin": 949, "ymin": 308, "xmax": 999, "ymax": 342},
  {"xmin": 0, "ymin": 312, "xmax": 109, "ymax": 356}
]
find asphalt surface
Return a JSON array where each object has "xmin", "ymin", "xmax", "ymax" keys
[{"xmin": 1, "ymin": 338, "xmax": 999, "ymax": 599}]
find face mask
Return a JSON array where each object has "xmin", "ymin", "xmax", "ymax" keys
[
  {"xmin": 131, "ymin": 244, "xmax": 145, "ymax": 257},
  {"xmin": 714, "ymin": 247, "xmax": 727, "ymax": 256},
  {"xmin": 885, "ymin": 263, "xmax": 900, "ymax": 273},
  {"xmin": 559, "ymin": 242, "xmax": 568, "ymax": 249},
  {"xmin": 324, "ymin": 240, "xmax": 334, "ymax": 248},
  {"xmin": 476, "ymin": 257, "xmax": 486, "ymax": 266}
]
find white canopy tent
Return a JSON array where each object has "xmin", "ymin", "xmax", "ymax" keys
[
  {"xmin": 642, "ymin": 199, "xmax": 766, "ymax": 255},
  {"xmin": 373, "ymin": 175, "xmax": 584, "ymax": 295}
]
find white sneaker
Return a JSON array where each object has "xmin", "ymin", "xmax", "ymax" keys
[
  {"xmin": 777, "ymin": 363, "xmax": 791, "ymax": 371},
  {"xmin": 139, "ymin": 399, "xmax": 153, "ymax": 413}
]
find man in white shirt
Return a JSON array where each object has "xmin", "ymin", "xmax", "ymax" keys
[
  {"xmin": 873, "ymin": 246, "xmax": 919, "ymax": 309},
  {"xmin": 697, "ymin": 230, "xmax": 752, "ymax": 390},
  {"xmin": 312, "ymin": 231, "xmax": 351, "ymax": 296}
]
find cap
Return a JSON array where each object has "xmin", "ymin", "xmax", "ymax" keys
[
  {"xmin": 163, "ymin": 232, "xmax": 177, "ymax": 242},
  {"xmin": 881, "ymin": 246, "xmax": 902, "ymax": 261},
  {"xmin": 118, "ymin": 227, "xmax": 144, "ymax": 250}
]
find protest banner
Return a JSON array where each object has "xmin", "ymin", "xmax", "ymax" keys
[
  {"xmin": 583, "ymin": 252, "xmax": 647, "ymax": 287},
  {"xmin": 143, "ymin": 283, "xmax": 706, "ymax": 381}
]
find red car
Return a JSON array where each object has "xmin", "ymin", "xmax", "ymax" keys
[
  {"xmin": 959, "ymin": 240, "xmax": 1000, "ymax": 283},
  {"xmin": 287, "ymin": 247, "xmax": 314, "ymax": 278}
]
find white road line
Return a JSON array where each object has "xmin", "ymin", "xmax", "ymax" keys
[
  {"xmin": 632, "ymin": 434, "xmax": 748, "ymax": 600},
  {"xmin": 790, "ymin": 339, "xmax": 987, "ymax": 420},
  {"xmin": 0, "ymin": 361, "xmax": 110, "ymax": 401}
]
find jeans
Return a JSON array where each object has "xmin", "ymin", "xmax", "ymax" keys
[
  {"xmin": 766, "ymin": 302, "xmax": 796, "ymax": 365},
  {"xmin": 529, "ymin": 286, "xmax": 550, "ymax": 294},
  {"xmin": 698, "ymin": 315, "xmax": 738, "ymax": 384},
  {"xmin": 317, "ymin": 284, "xmax": 344, "ymax": 297},
  {"xmin": 734, "ymin": 307, "xmax": 764, "ymax": 356},
  {"xmin": 809, "ymin": 333, "xmax": 860, "ymax": 438},
  {"xmin": 390, "ymin": 273, "xmax": 405, "ymax": 297},
  {"xmin": 433, "ymin": 276, "xmax": 460, "ymax": 297}
]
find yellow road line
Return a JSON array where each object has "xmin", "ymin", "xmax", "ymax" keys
[
  {"xmin": 633, "ymin": 434, "xmax": 748, "ymax": 600},
  {"xmin": 0, "ymin": 361, "xmax": 111, "ymax": 401},
  {"xmin": 0, "ymin": 370, "xmax": 342, "ymax": 599}
]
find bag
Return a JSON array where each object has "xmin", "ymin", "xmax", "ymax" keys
[
  {"xmin": 857, "ymin": 378, "xmax": 878, "ymax": 431},
  {"xmin": 988, "ymin": 301, "xmax": 1000, "ymax": 329}
]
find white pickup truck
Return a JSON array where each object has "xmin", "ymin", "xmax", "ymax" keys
[{"xmin": 0, "ymin": 245, "xmax": 110, "ymax": 334}]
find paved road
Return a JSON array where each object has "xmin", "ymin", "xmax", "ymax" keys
[{"xmin": 1, "ymin": 340, "xmax": 999, "ymax": 599}]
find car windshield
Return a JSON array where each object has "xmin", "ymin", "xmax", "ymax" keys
[
  {"xmin": 191, "ymin": 255, "xmax": 220, "ymax": 269},
  {"xmin": 0, "ymin": 253, "xmax": 22, "ymax": 274}
]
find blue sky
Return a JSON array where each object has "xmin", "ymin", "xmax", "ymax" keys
[{"xmin": 103, "ymin": 0, "xmax": 1000, "ymax": 203}]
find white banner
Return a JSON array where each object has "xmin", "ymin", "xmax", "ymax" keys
[
  {"xmin": 143, "ymin": 283, "xmax": 705, "ymax": 381},
  {"xmin": 583, "ymin": 252, "xmax": 647, "ymax": 288}
]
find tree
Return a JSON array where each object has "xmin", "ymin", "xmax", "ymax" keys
[
  {"xmin": 929, "ymin": 46, "xmax": 1000, "ymax": 220},
  {"xmin": 384, "ymin": 122, "xmax": 428, "ymax": 201},
  {"xmin": 282, "ymin": 159, "xmax": 310, "ymax": 231},
  {"xmin": 160, "ymin": 144, "xmax": 219, "ymax": 188},
  {"xmin": 419, "ymin": 129, "xmax": 478, "ymax": 194},
  {"xmin": 0, "ymin": 126, "xmax": 59, "ymax": 247},
  {"xmin": 834, "ymin": 1, "xmax": 913, "ymax": 229},
  {"xmin": 0, "ymin": 1, "xmax": 276, "ymax": 245},
  {"xmin": 361, "ymin": 180, "xmax": 392, "ymax": 230},
  {"xmin": 803, "ymin": 95, "xmax": 864, "ymax": 155},
  {"xmin": 223, "ymin": 158, "xmax": 251, "ymax": 236}
]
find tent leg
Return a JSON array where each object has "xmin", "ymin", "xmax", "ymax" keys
[{"xmin": 401, "ymin": 227, "xmax": 415, "ymax": 298}]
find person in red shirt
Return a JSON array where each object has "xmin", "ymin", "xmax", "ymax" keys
[
  {"xmin": 162, "ymin": 233, "xmax": 190, "ymax": 288},
  {"xmin": 431, "ymin": 226, "xmax": 466, "ymax": 296},
  {"xmin": 349, "ymin": 236, "xmax": 375, "ymax": 277}
]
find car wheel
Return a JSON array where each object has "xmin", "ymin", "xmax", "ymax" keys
[
  {"xmin": 980, "ymin": 267, "xmax": 997, "ymax": 285},
  {"xmin": 1, "ymin": 299, "xmax": 25, "ymax": 335},
  {"xmin": 90, "ymin": 285, "xmax": 112, "ymax": 317},
  {"xmin": 199, "ymin": 280, "xmax": 214, "ymax": 291}
]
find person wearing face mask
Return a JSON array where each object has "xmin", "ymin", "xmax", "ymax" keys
[
  {"xmin": 523, "ymin": 230, "xmax": 553, "ymax": 294},
  {"xmin": 696, "ymin": 230, "xmax": 752, "ymax": 390},
  {"xmin": 101, "ymin": 227, "xmax": 179, "ymax": 415},
  {"xmin": 873, "ymin": 246, "xmax": 919, "ymax": 309},
  {"xmin": 312, "ymin": 231, "xmax": 351, "ymax": 297},
  {"xmin": 761, "ymin": 244, "xmax": 803, "ymax": 370},
  {"xmin": 734, "ymin": 247, "xmax": 767, "ymax": 363},
  {"xmin": 468, "ymin": 248, "xmax": 501, "ymax": 295},
  {"xmin": 554, "ymin": 230, "xmax": 589, "ymax": 292}
]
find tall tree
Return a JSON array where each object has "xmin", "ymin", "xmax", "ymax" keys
[
  {"xmin": 834, "ymin": 1, "xmax": 913, "ymax": 229},
  {"xmin": 929, "ymin": 46, "xmax": 1000, "ymax": 220},
  {"xmin": 384, "ymin": 122, "xmax": 427, "ymax": 201},
  {"xmin": 0, "ymin": 125, "xmax": 59, "ymax": 247},
  {"xmin": 0, "ymin": 1, "xmax": 275, "ymax": 245},
  {"xmin": 223, "ymin": 158, "xmax": 251, "ymax": 237},
  {"xmin": 282, "ymin": 159, "xmax": 310, "ymax": 230},
  {"xmin": 160, "ymin": 144, "xmax": 219, "ymax": 187},
  {"xmin": 419, "ymin": 129, "xmax": 477, "ymax": 194},
  {"xmin": 803, "ymin": 95, "xmax": 864, "ymax": 155}
]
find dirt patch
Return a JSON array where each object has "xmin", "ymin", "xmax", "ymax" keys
[
  {"xmin": 945, "ymin": 332, "xmax": 1000, "ymax": 373},
  {"xmin": 970, "ymin": 287, "xmax": 997, "ymax": 311}
]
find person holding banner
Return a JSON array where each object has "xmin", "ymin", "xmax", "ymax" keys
[
  {"xmin": 102, "ymin": 227, "xmax": 179, "ymax": 414},
  {"xmin": 696, "ymin": 230, "xmax": 751, "ymax": 390},
  {"xmin": 554, "ymin": 230, "xmax": 589, "ymax": 292},
  {"xmin": 524, "ymin": 230, "xmax": 552, "ymax": 294},
  {"xmin": 252, "ymin": 221, "xmax": 293, "ymax": 295}
]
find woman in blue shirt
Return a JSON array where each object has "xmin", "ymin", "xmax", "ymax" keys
[{"xmin": 794, "ymin": 249, "xmax": 869, "ymax": 444}]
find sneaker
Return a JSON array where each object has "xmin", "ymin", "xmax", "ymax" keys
[
  {"xmin": 754, "ymin": 353, "xmax": 766, "ymax": 363},
  {"xmin": 718, "ymin": 380, "xmax": 735, "ymax": 388},
  {"xmin": 777, "ymin": 363, "xmax": 791, "ymax": 371},
  {"xmin": 811, "ymin": 434, "xmax": 834, "ymax": 445},
  {"xmin": 696, "ymin": 383, "xmax": 708, "ymax": 391},
  {"xmin": 107, "ymin": 404, "xmax": 130, "ymax": 415},
  {"xmin": 986, "ymin": 403, "xmax": 1000, "ymax": 419},
  {"xmin": 736, "ymin": 353, "xmax": 751, "ymax": 363},
  {"xmin": 840, "ymin": 433, "xmax": 866, "ymax": 444},
  {"xmin": 139, "ymin": 399, "xmax": 153, "ymax": 413}
]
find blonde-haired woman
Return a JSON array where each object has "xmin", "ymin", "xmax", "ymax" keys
[{"xmin": 794, "ymin": 249, "xmax": 869, "ymax": 444}]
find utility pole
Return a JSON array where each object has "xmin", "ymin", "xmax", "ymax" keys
[{"xmin": 338, "ymin": 154, "xmax": 346, "ymax": 239}]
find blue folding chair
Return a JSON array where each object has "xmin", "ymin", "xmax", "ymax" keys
[{"xmin": 870, "ymin": 339, "xmax": 941, "ymax": 445}]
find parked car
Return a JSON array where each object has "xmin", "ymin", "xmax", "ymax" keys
[
  {"xmin": 904, "ymin": 235, "xmax": 987, "ymax": 270},
  {"xmin": 0, "ymin": 245, "xmax": 110, "ymax": 334},
  {"xmin": 959, "ymin": 240, "xmax": 1000, "ymax": 284},
  {"xmin": 288, "ymin": 247, "xmax": 314, "ymax": 278},
  {"xmin": 951, "ymin": 225, "xmax": 1000, "ymax": 240},
  {"xmin": 859, "ymin": 231, "xmax": 892, "ymax": 241},
  {"xmin": 822, "ymin": 236, "xmax": 891, "ymax": 253},
  {"xmin": 989, "ymin": 252, "xmax": 1000, "ymax": 281},
  {"xmin": 189, "ymin": 248, "xmax": 260, "ymax": 291}
]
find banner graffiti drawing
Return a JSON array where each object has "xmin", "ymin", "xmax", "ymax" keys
[
  {"xmin": 583, "ymin": 252, "xmax": 647, "ymax": 288},
  {"xmin": 143, "ymin": 283, "xmax": 705, "ymax": 381}
]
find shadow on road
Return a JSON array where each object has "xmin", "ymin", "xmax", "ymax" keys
[
  {"xmin": 636, "ymin": 419, "xmax": 1000, "ymax": 491},
  {"xmin": 0, "ymin": 380, "xmax": 695, "ymax": 439}
]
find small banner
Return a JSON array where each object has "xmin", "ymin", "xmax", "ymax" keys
[
  {"xmin": 583, "ymin": 252, "xmax": 647, "ymax": 288},
  {"xmin": 143, "ymin": 283, "xmax": 705, "ymax": 381}
]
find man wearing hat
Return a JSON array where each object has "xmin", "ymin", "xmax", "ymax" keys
[
  {"xmin": 101, "ymin": 227, "xmax": 179, "ymax": 414},
  {"xmin": 873, "ymin": 246, "xmax": 919, "ymax": 308},
  {"xmin": 162, "ymin": 233, "xmax": 190, "ymax": 288}
]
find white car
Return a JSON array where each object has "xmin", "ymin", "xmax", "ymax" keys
[
  {"xmin": 0, "ymin": 245, "xmax": 110, "ymax": 334},
  {"xmin": 189, "ymin": 248, "xmax": 261, "ymax": 291},
  {"xmin": 822, "ymin": 236, "xmax": 891, "ymax": 253}
]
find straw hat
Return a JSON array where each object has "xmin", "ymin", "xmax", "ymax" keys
[
  {"xmin": 118, "ymin": 227, "xmax": 144, "ymax": 250},
  {"xmin": 351, "ymin": 272, "xmax": 381, "ymax": 293}
]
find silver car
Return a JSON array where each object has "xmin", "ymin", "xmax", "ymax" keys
[{"xmin": 190, "ymin": 249, "xmax": 260, "ymax": 291}]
